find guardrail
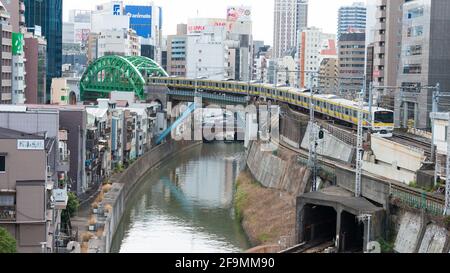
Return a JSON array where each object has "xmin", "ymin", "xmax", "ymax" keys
[{"xmin": 390, "ymin": 184, "xmax": 445, "ymax": 216}]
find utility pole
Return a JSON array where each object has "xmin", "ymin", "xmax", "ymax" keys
[
  {"xmin": 445, "ymin": 113, "xmax": 450, "ymax": 215},
  {"xmin": 431, "ymin": 83, "xmax": 440, "ymax": 162},
  {"xmin": 308, "ymin": 72, "xmax": 318, "ymax": 192},
  {"xmin": 355, "ymin": 84, "xmax": 366, "ymax": 198}
]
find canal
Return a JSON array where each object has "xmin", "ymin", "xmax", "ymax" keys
[{"xmin": 110, "ymin": 143, "xmax": 251, "ymax": 253}]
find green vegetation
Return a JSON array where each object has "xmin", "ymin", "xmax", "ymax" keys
[
  {"xmin": 377, "ymin": 237, "xmax": 395, "ymax": 253},
  {"xmin": 114, "ymin": 163, "xmax": 125, "ymax": 174},
  {"xmin": 257, "ymin": 233, "xmax": 271, "ymax": 243},
  {"xmin": 444, "ymin": 216, "xmax": 450, "ymax": 229},
  {"xmin": 61, "ymin": 192, "xmax": 80, "ymax": 231},
  {"xmin": 0, "ymin": 227, "xmax": 16, "ymax": 253},
  {"xmin": 234, "ymin": 181, "xmax": 248, "ymax": 223}
]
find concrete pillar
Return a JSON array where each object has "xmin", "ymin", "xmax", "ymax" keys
[
  {"xmin": 296, "ymin": 201, "xmax": 305, "ymax": 244},
  {"xmin": 335, "ymin": 206, "xmax": 342, "ymax": 251},
  {"xmin": 414, "ymin": 103, "xmax": 419, "ymax": 129},
  {"xmin": 403, "ymin": 102, "xmax": 409, "ymax": 128}
]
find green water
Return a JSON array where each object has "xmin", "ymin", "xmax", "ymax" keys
[{"xmin": 110, "ymin": 143, "xmax": 251, "ymax": 253}]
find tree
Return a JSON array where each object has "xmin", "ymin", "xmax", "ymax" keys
[
  {"xmin": 0, "ymin": 227, "xmax": 16, "ymax": 253},
  {"xmin": 61, "ymin": 192, "xmax": 80, "ymax": 232}
]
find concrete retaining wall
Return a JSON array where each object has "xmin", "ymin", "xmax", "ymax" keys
[
  {"xmin": 246, "ymin": 141, "xmax": 310, "ymax": 196},
  {"xmin": 335, "ymin": 167, "xmax": 390, "ymax": 208},
  {"xmin": 394, "ymin": 211, "xmax": 423, "ymax": 253},
  {"xmin": 88, "ymin": 140, "xmax": 201, "ymax": 253},
  {"xmin": 393, "ymin": 210, "xmax": 449, "ymax": 253},
  {"xmin": 418, "ymin": 224, "xmax": 447, "ymax": 253},
  {"xmin": 300, "ymin": 123, "xmax": 355, "ymax": 164}
]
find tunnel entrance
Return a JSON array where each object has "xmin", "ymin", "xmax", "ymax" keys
[
  {"xmin": 339, "ymin": 211, "xmax": 364, "ymax": 253},
  {"xmin": 303, "ymin": 205, "xmax": 337, "ymax": 244}
]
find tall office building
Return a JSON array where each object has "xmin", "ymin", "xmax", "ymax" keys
[
  {"xmin": 0, "ymin": 0, "xmax": 25, "ymax": 32},
  {"xmin": 24, "ymin": 0, "xmax": 62, "ymax": 104},
  {"xmin": 395, "ymin": 0, "xmax": 450, "ymax": 129},
  {"xmin": 273, "ymin": 0, "xmax": 308, "ymax": 58},
  {"xmin": 0, "ymin": 2, "xmax": 12, "ymax": 104},
  {"xmin": 167, "ymin": 24, "xmax": 187, "ymax": 77},
  {"xmin": 367, "ymin": 0, "xmax": 404, "ymax": 109},
  {"xmin": 337, "ymin": 2, "xmax": 367, "ymax": 39},
  {"xmin": 338, "ymin": 32, "xmax": 366, "ymax": 99}
]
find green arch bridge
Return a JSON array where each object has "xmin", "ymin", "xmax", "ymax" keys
[{"xmin": 80, "ymin": 55, "xmax": 168, "ymax": 101}]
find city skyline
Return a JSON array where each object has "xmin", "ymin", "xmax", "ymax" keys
[{"xmin": 63, "ymin": 0, "xmax": 366, "ymax": 45}]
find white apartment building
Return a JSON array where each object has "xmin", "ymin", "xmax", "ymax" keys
[
  {"xmin": 273, "ymin": 0, "xmax": 308, "ymax": 58},
  {"xmin": 297, "ymin": 27, "xmax": 336, "ymax": 88},
  {"xmin": 97, "ymin": 29, "xmax": 141, "ymax": 57}
]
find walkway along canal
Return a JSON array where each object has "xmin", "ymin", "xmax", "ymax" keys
[{"xmin": 110, "ymin": 143, "xmax": 251, "ymax": 253}]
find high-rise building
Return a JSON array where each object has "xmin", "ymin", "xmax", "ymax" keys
[
  {"xmin": 338, "ymin": 32, "xmax": 366, "ymax": 99},
  {"xmin": 319, "ymin": 58, "xmax": 339, "ymax": 94},
  {"xmin": 273, "ymin": 0, "xmax": 308, "ymax": 58},
  {"xmin": 367, "ymin": 0, "xmax": 404, "ymax": 109},
  {"xmin": 395, "ymin": 0, "xmax": 450, "ymax": 129},
  {"xmin": 24, "ymin": 0, "xmax": 63, "ymax": 104},
  {"xmin": 0, "ymin": 0, "xmax": 25, "ymax": 33},
  {"xmin": 337, "ymin": 2, "xmax": 367, "ymax": 39},
  {"xmin": 24, "ymin": 32, "xmax": 46, "ymax": 104},
  {"xmin": 167, "ymin": 24, "xmax": 187, "ymax": 77},
  {"xmin": 0, "ymin": 3, "xmax": 12, "ymax": 104},
  {"xmin": 297, "ymin": 27, "xmax": 336, "ymax": 88},
  {"xmin": 1, "ymin": 0, "xmax": 27, "ymax": 105}
]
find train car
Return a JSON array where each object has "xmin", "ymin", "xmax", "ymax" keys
[{"xmin": 149, "ymin": 77, "xmax": 394, "ymax": 138}]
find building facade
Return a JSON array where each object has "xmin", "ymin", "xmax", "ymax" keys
[
  {"xmin": 273, "ymin": 0, "xmax": 308, "ymax": 58},
  {"xmin": 24, "ymin": 0, "xmax": 63, "ymax": 103},
  {"xmin": 338, "ymin": 32, "xmax": 366, "ymax": 99},
  {"xmin": 0, "ymin": 3, "xmax": 12, "ymax": 104},
  {"xmin": 368, "ymin": 0, "xmax": 404, "ymax": 109},
  {"xmin": 337, "ymin": 2, "xmax": 367, "ymax": 39},
  {"xmin": 24, "ymin": 32, "xmax": 46, "ymax": 104},
  {"xmin": 319, "ymin": 57, "xmax": 339, "ymax": 94},
  {"xmin": 167, "ymin": 24, "xmax": 187, "ymax": 77},
  {"xmin": 297, "ymin": 27, "xmax": 336, "ymax": 88},
  {"xmin": 395, "ymin": 0, "xmax": 450, "ymax": 129}
]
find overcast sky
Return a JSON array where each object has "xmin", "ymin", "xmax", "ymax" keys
[{"xmin": 63, "ymin": 0, "xmax": 367, "ymax": 45}]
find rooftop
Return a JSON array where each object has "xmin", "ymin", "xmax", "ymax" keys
[{"xmin": 0, "ymin": 127, "xmax": 44, "ymax": 140}]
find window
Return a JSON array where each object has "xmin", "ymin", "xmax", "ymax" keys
[
  {"xmin": 403, "ymin": 64, "xmax": 422, "ymax": 74},
  {"xmin": 405, "ymin": 45, "xmax": 422, "ymax": 56},
  {"xmin": 407, "ymin": 7, "xmax": 424, "ymax": 19},
  {"xmin": 0, "ymin": 155, "xmax": 5, "ymax": 172},
  {"xmin": 407, "ymin": 26, "xmax": 423, "ymax": 37}
]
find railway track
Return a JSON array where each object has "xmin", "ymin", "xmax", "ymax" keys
[
  {"xmin": 281, "ymin": 240, "xmax": 335, "ymax": 253},
  {"xmin": 391, "ymin": 132, "xmax": 432, "ymax": 158}
]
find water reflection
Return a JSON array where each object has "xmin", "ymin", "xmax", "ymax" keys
[{"xmin": 111, "ymin": 143, "xmax": 250, "ymax": 253}]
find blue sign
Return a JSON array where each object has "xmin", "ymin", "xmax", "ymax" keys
[
  {"xmin": 125, "ymin": 5, "xmax": 153, "ymax": 38},
  {"xmin": 113, "ymin": 4, "xmax": 121, "ymax": 15}
]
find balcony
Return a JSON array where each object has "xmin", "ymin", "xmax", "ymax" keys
[{"xmin": 0, "ymin": 206, "xmax": 16, "ymax": 221}]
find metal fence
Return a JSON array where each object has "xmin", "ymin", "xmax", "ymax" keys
[{"xmin": 390, "ymin": 184, "xmax": 445, "ymax": 216}]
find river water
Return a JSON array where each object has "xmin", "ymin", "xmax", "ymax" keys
[{"xmin": 110, "ymin": 143, "xmax": 251, "ymax": 253}]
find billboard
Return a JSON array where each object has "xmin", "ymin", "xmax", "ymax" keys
[
  {"xmin": 227, "ymin": 6, "xmax": 252, "ymax": 22},
  {"xmin": 187, "ymin": 18, "xmax": 227, "ymax": 34},
  {"xmin": 12, "ymin": 33, "xmax": 24, "ymax": 55},
  {"xmin": 125, "ymin": 5, "xmax": 153, "ymax": 38}
]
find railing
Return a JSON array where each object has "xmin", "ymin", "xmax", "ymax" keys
[
  {"xmin": 0, "ymin": 206, "xmax": 16, "ymax": 221},
  {"xmin": 390, "ymin": 184, "xmax": 445, "ymax": 216}
]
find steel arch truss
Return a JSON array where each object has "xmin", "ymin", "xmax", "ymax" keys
[{"xmin": 80, "ymin": 55, "xmax": 168, "ymax": 101}]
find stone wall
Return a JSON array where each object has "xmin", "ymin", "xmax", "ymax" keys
[{"xmin": 246, "ymin": 141, "xmax": 310, "ymax": 196}]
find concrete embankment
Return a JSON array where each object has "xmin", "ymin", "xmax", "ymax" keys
[
  {"xmin": 84, "ymin": 140, "xmax": 202, "ymax": 253},
  {"xmin": 240, "ymin": 141, "xmax": 313, "ymax": 252}
]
